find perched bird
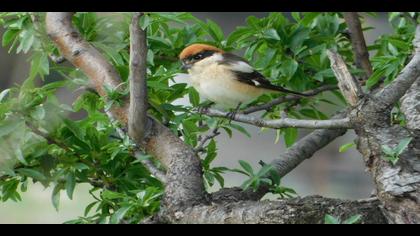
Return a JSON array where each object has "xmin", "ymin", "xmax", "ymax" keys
[{"xmin": 179, "ymin": 43, "xmax": 308, "ymax": 109}]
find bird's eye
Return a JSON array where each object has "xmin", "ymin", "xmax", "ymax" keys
[{"xmin": 193, "ymin": 54, "xmax": 202, "ymax": 60}]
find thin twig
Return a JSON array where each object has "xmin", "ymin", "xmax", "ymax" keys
[
  {"xmin": 242, "ymin": 85, "xmax": 338, "ymax": 114},
  {"xmin": 199, "ymin": 108, "xmax": 352, "ymax": 129},
  {"xmin": 194, "ymin": 128, "xmax": 220, "ymax": 153}
]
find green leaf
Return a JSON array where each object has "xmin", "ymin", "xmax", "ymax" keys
[
  {"xmin": 14, "ymin": 148, "xmax": 28, "ymax": 166},
  {"xmin": 0, "ymin": 120, "xmax": 22, "ymax": 138},
  {"xmin": 0, "ymin": 89, "xmax": 11, "ymax": 102},
  {"xmin": 395, "ymin": 137, "xmax": 412, "ymax": 156},
  {"xmin": 343, "ymin": 214, "xmax": 362, "ymax": 224},
  {"xmin": 17, "ymin": 168, "xmax": 46, "ymax": 181},
  {"xmin": 30, "ymin": 105, "xmax": 45, "ymax": 120},
  {"xmin": 239, "ymin": 160, "xmax": 254, "ymax": 175},
  {"xmin": 207, "ymin": 19, "xmax": 224, "ymax": 42},
  {"xmin": 257, "ymin": 164, "xmax": 274, "ymax": 178},
  {"xmin": 324, "ymin": 214, "xmax": 340, "ymax": 224},
  {"xmin": 366, "ymin": 69, "xmax": 385, "ymax": 89},
  {"xmin": 188, "ymin": 88, "xmax": 200, "ymax": 107},
  {"xmin": 204, "ymin": 171, "xmax": 215, "ymax": 187},
  {"xmin": 18, "ymin": 30, "xmax": 35, "ymax": 54},
  {"xmin": 29, "ymin": 52, "xmax": 50, "ymax": 80},
  {"xmin": 2, "ymin": 29, "xmax": 19, "ymax": 47},
  {"xmin": 240, "ymin": 178, "xmax": 254, "ymax": 191},
  {"xmin": 110, "ymin": 206, "xmax": 132, "ymax": 224},
  {"xmin": 102, "ymin": 190, "xmax": 125, "ymax": 200},
  {"xmin": 73, "ymin": 163, "xmax": 90, "ymax": 170},
  {"xmin": 139, "ymin": 14, "xmax": 151, "ymax": 30},
  {"xmin": 52, "ymin": 184, "xmax": 61, "ymax": 211},
  {"xmin": 228, "ymin": 123, "xmax": 251, "ymax": 138},
  {"xmin": 284, "ymin": 127, "xmax": 298, "ymax": 147},
  {"xmin": 63, "ymin": 119, "xmax": 85, "ymax": 142},
  {"xmin": 300, "ymin": 13, "xmax": 320, "ymax": 26},
  {"xmin": 382, "ymin": 145, "xmax": 395, "ymax": 156},
  {"xmin": 280, "ymin": 59, "xmax": 298, "ymax": 78},
  {"xmin": 213, "ymin": 172, "xmax": 225, "ymax": 188},
  {"xmin": 84, "ymin": 201, "xmax": 98, "ymax": 216},
  {"xmin": 291, "ymin": 12, "xmax": 301, "ymax": 22},
  {"xmin": 65, "ymin": 173, "xmax": 76, "ymax": 200},
  {"xmin": 339, "ymin": 142, "xmax": 355, "ymax": 153},
  {"xmin": 263, "ymin": 29, "xmax": 281, "ymax": 41}
]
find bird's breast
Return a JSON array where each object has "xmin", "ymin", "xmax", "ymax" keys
[{"xmin": 188, "ymin": 63, "xmax": 268, "ymax": 109}]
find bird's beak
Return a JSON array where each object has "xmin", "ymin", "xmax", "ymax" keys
[{"xmin": 181, "ymin": 62, "xmax": 192, "ymax": 70}]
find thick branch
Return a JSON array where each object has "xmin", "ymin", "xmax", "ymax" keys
[
  {"xmin": 242, "ymin": 85, "xmax": 338, "ymax": 114},
  {"xmin": 161, "ymin": 196, "xmax": 386, "ymax": 224},
  {"xmin": 400, "ymin": 77, "xmax": 420, "ymax": 132},
  {"xmin": 270, "ymin": 112, "xmax": 348, "ymax": 177},
  {"xmin": 343, "ymin": 12, "xmax": 373, "ymax": 81},
  {"xmin": 327, "ymin": 50, "xmax": 364, "ymax": 107},
  {"xmin": 200, "ymin": 108, "xmax": 352, "ymax": 129},
  {"xmin": 375, "ymin": 25, "xmax": 420, "ymax": 108},
  {"xmin": 349, "ymin": 25, "xmax": 420, "ymax": 224},
  {"xmin": 128, "ymin": 12, "xmax": 149, "ymax": 144}
]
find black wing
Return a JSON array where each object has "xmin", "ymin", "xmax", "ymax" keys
[
  {"xmin": 219, "ymin": 53, "xmax": 308, "ymax": 96},
  {"xmin": 234, "ymin": 70, "xmax": 308, "ymax": 96}
]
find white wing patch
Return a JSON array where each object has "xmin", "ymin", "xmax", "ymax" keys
[
  {"xmin": 229, "ymin": 61, "xmax": 254, "ymax": 73},
  {"xmin": 252, "ymin": 80, "xmax": 261, "ymax": 86}
]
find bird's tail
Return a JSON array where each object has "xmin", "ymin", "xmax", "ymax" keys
[{"xmin": 267, "ymin": 85, "xmax": 310, "ymax": 97}]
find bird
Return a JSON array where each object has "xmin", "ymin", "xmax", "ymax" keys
[{"xmin": 178, "ymin": 43, "xmax": 308, "ymax": 110}]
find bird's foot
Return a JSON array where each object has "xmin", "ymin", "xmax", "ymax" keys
[
  {"xmin": 225, "ymin": 103, "xmax": 242, "ymax": 123},
  {"xmin": 196, "ymin": 101, "xmax": 215, "ymax": 114}
]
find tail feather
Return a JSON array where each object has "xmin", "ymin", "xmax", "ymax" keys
[{"xmin": 267, "ymin": 85, "xmax": 309, "ymax": 97}]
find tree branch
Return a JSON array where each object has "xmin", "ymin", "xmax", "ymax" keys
[
  {"xmin": 200, "ymin": 108, "xmax": 352, "ymax": 129},
  {"xmin": 375, "ymin": 25, "xmax": 420, "ymax": 108},
  {"xmin": 327, "ymin": 50, "xmax": 364, "ymax": 107},
  {"xmin": 343, "ymin": 12, "xmax": 373, "ymax": 82},
  {"xmin": 400, "ymin": 77, "xmax": 420, "ymax": 132},
  {"xmin": 194, "ymin": 128, "xmax": 220, "ymax": 153},
  {"xmin": 128, "ymin": 12, "xmax": 149, "ymax": 144},
  {"xmin": 347, "ymin": 25, "xmax": 420, "ymax": 224},
  {"xmin": 270, "ymin": 112, "xmax": 348, "ymax": 177},
  {"xmin": 160, "ymin": 196, "xmax": 386, "ymax": 224},
  {"xmin": 242, "ymin": 84, "xmax": 338, "ymax": 114}
]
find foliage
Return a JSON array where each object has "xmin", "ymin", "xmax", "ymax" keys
[
  {"xmin": 324, "ymin": 214, "xmax": 362, "ymax": 224},
  {"xmin": 0, "ymin": 12, "xmax": 417, "ymax": 223},
  {"xmin": 381, "ymin": 137, "xmax": 413, "ymax": 165}
]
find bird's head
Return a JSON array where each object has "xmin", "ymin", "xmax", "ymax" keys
[{"xmin": 179, "ymin": 43, "xmax": 224, "ymax": 70}]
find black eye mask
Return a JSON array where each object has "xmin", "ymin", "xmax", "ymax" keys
[{"xmin": 186, "ymin": 50, "xmax": 217, "ymax": 63}]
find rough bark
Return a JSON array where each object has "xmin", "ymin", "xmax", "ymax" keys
[
  {"xmin": 162, "ymin": 196, "xmax": 386, "ymax": 224},
  {"xmin": 400, "ymin": 78, "xmax": 420, "ymax": 133},
  {"xmin": 128, "ymin": 12, "xmax": 150, "ymax": 144},
  {"xmin": 345, "ymin": 26, "xmax": 420, "ymax": 224},
  {"xmin": 327, "ymin": 50, "xmax": 364, "ymax": 107}
]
